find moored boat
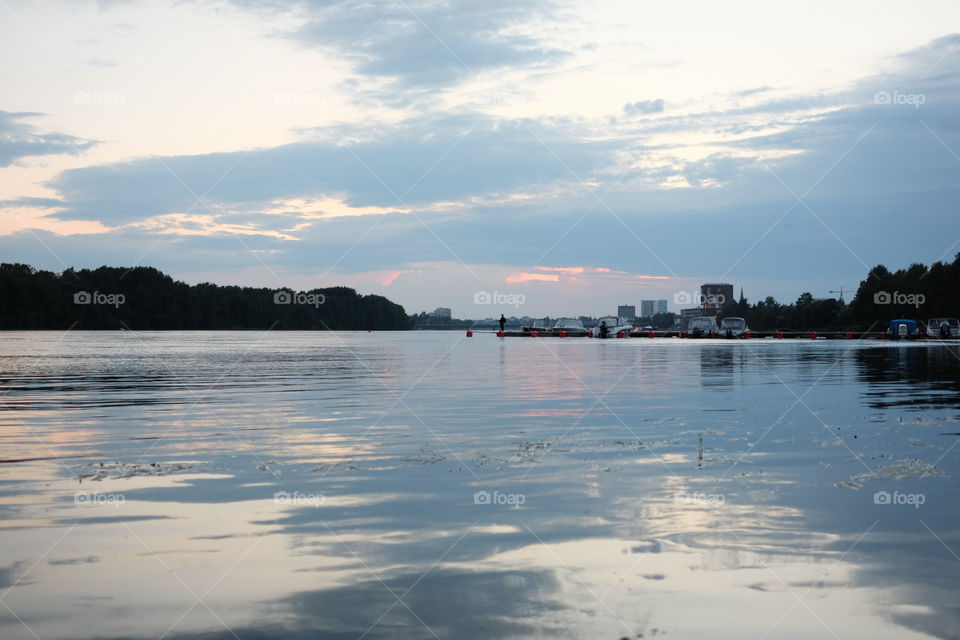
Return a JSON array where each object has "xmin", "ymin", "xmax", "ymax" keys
[
  {"xmin": 551, "ymin": 317, "xmax": 588, "ymax": 337},
  {"xmin": 594, "ymin": 316, "xmax": 633, "ymax": 338}
]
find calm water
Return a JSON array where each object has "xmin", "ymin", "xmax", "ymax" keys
[{"xmin": 1, "ymin": 331, "xmax": 959, "ymax": 639}]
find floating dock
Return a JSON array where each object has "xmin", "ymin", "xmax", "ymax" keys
[{"xmin": 466, "ymin": 329, "xmax": 957, "ymax": 341}]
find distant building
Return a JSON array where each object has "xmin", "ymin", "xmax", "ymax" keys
[
  {"xmin": 700, "ymin": 283, "xmax": 733, "ymax": 310},
  {"xmin": 430, "ymin": 307, "xmax": 452, "ymax": 319},
  {"xmin": 640, "ymin": 300, "xmax": 654, "ymax": 318},
  {"xmin": 618, "ymin": 305, "xmax": 636, "ymax": 320},
  {"xmin": 656, "ymin": 299, "xmax": 668, "ymax": 315}
]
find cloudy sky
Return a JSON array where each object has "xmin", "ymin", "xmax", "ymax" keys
[{"xmin": 1, "ymin": 0, "xmax": 959, "ymax": 317}]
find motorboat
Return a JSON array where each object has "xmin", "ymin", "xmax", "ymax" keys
[
  {"xmin": 719, "ymin": 317, "xmax": 748, "ymax": 338},
  {"xmin": 926, "ymin": 318, "xmax": 960, "ymax": 338},
  {"xmin": 685, "ymin": 316, "xmax": 717, "ymax": 338},
  {"xmin": 887, "ymin": 318, "xmax": 919, "ymax": 339},
  {"xmin": 594, "ymin": 316, "xmax": 633, "ymax": 338},
  {"xmin": 521, "ymin": 319, "xmax": 552, "ymax": 334},
  {"xmin": 551, "ymin": 317, "xmax": 588, "ymax": 337}
]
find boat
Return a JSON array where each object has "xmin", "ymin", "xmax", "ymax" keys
[
  {"xmin": 594, "ymin": 316, "xmax": 633, "ymax": 338},
  {"xmin": 685, "ymin": 316, "xmax": 717, "ymax": 338},
  {"xmin": 719, "ymin": 317, "xmax": 748, "ymax": 338},
  {"xmin": 887, "ymin": 318, "xmax": 919, "ymax": 339},
  {"xmin": 551, "ymin": 317, "xmax": 588, "ymax": 337},
  {"xmin": 925, "ymin": 317, "xmax": 960, "ymax": 338},
  {"xmin": 521, "ymin": 319, "xmax": 552, "ymax": 334}
]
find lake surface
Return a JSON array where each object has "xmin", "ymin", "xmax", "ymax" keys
[{"xmin": 1, "ymin": 331, "xmax": 959, "ymax": 639}]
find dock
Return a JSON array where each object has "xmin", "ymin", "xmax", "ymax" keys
[{"xmin": 469, "ymin": 329, "xmax": 955, "ymax": 341}]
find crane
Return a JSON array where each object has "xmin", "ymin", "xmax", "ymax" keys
[{"xmin": 829, "ymin": 286, "xmax": 849, "ymax": 304}]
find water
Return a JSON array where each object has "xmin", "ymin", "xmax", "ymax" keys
[{"xmin": 1, "ymin": 331, "xmax": 959, "ymax": 639}]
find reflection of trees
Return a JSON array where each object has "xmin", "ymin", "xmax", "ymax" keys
[{"xmin": 856, "ymin": 346, "xmax": 960, "ymax": 409}]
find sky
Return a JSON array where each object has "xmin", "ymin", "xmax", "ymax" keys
[{"xmin": 1, "ymin": 0, "xmax": 959, "ymax": 318}]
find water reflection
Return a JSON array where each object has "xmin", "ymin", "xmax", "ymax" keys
[
  {"xmin": 0, "ymin": 334, "xmax": 957, "ymax": 639},
  {"xmin": 856, "ymin": 344, "xmax": 960, "ymax": 409}
]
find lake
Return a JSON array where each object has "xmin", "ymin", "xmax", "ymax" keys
[{"xmin": 1, "ymin": 331, "xmax": 958, "ymax": 639}]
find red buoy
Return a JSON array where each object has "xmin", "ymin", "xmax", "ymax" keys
[
  {"xmin": 497, "ymin": 330, "xmax": 505, "ymax": 337},
  {"xmin": 810, "ymin": 331, "xmax": 817, "ymax": 340},
  {"xmin": 679, "ymin": 330, "xmax": 686, "ymax": 338},
  {"xmin": 559, "ymin": 330, "xmax": 567, "ymax": 338},
  {"xmin": 531, "ymin": 330, "xmax": 539, "ymax": 337},
  {"xmin": 846, "ymin": 331, "xmax": 853, "ymax": 340},
  {"xmin": 646, "ymin": 330, "xmax": 654, "ymax": 338},
  {"xmin": 466, "ymin": 330, "xmax": 473, "ymax": 337},
  {"xmin": 618, "ymin": 330, "xmax": 627, "ymax": 338},
  {"xmin": 710, "ymin": 331, "xmax": 717, "ymax": 339},
  {"xmin": 776, "ymin": 330, "xmax": 783, "ymax": 339},
  {"xmin": 586, "ymin": 329, "xmax": 594, "ymax": 338},
  {"xmin": 743, "ymin": 330, "xmax": 750, "ymax": 339}
]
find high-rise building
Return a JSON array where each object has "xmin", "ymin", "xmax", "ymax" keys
[
  {"xmin": 617, "ymin": 305, "xmax": 636, "ymax": 320},
  {"xmin": 700, "ymin": 283, "xmax": 733, "ymax": 310},
  {"xmin": 430, "ymin": 307, "xmax": 452, "ymax": 319},
  {"xmin": 640, "ymin": 300, "xmax": 654, "ymax": 318},
  {"xmin": 656, "ymin": 299, "xmax": 668, "ymax": 315}
]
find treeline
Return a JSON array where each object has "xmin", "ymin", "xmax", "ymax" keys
[
  {"xmin": 719, "ymin": 253, "xmax": 960, "ymax": 331},
  {"xmin": 0, "ymin": 264, "xmax": 412, "ymax": 330}
]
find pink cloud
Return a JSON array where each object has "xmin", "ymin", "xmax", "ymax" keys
[
  {"xmin": 380, "ymin": 270, "xmax": 408, "ymax": 286},
  {"xmin": 534, "ymin": 266, "xmax": 585, "ymax": 274},
  {"xmin": 635, "ymin": 274, "xmax": 671, "ymax": 280},
  {"xmin": 505, "ymin": 272, "xmax": 561, "ymax": 283}
]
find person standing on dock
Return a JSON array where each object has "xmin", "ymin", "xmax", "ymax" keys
[{"xmin": 499, "ymin": 314, "xmax": 506, "ymax": 332}]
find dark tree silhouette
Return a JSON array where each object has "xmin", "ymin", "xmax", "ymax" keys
[{"xmin": 0, "ymin": 264, "xmax": 412, "ymax": 330}]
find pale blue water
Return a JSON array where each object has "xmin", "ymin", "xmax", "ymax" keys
[{"xmin": 0, "ymin": 332, "xmax": 958, "ymax": 639}]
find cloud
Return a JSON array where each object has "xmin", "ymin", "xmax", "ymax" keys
[
  {"xmin": 282, "ymin": 0, "xmax": 569, "ymax": 90},
  {"xmin": 0, "ymin": 111, "xmax": 97, "ymax": 168},
  {"xmin": 534, "ymin": 266, "xmax": 584, "ymax": 274},
  {"xmin": 505, "ymin": 272, "xmax": 560, "ymax": 283},
  {"xmin": 45, "ymin": 114, "xmax": 615, "ymax": 224},
  {"xmin": 623, "ymin": 99, "xmax": 665, "ymax": 116}
]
